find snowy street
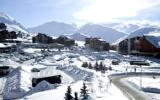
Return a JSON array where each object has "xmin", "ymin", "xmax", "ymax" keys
[{"xmin": 110, "ymin": 72, "xmax": 160, "ymax": 100}]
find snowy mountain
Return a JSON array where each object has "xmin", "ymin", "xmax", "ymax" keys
[
  {"xmin": 28, "ymin": 21, "xmax": 77, "ymax": 36},
  {"xmin": 128, "ymin": 27, "xmax": 160, "ymax": 38},
  {"xmin": 65, "ymin": 33, "xmax": 88, "ymax": 41},
  {"xmin": 112, "ymin": 23, "xmax": 140, "ymax": 34},
  {"xmin": 28, "ymin": 22, "xmax": 127, "ymax": 43},
  {"xmin": 102, "ymin": 22, "xmax": 160, "ymax": 34},
  {"xmin": 77, "ymin": 24, "xmax": 126, "ymax": 43},
  {"xmin": 0, "ymin": 12, "xmax": 28, "ymax": 33}
]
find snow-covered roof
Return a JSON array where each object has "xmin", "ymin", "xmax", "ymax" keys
[
  {"xmin": 32, "ymin": 67, "xmax": 60, "ymax": 78},
  {"xmin": 31, "ymin": 80, "xmax": 54, "ymax": 93},
  {"xmin": 3, "ymin": 67, "xmax": 31, "ymax": 99}
]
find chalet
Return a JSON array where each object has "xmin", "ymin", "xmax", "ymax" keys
[
  {"xmin": 56, "ymin": 36, "xmax": 75, "ymax": 47},
  {"xmin": 118, "ymin": 33, "xmax": 160, "ymax": 57},
  {"xmin": 0, "ymin": 30, "xmax": 17, "ymax": 42},
  {"xmin": 32, "ymin": 34, "xmax": 75, "ymax": 47},
  {"xmin": 32, "ymin": 33, "xmax": 53, "ymax": 44},
  {"xmin": 0, "ymin": 23, "xmax": 17, "ymax": 42},
  {"xmin": 32, "ymin": 75, "xmax": 61, "ymax": 87},
  {"xmin": 0, "ymin": 66, "xmax": 10, "ymax": 76},
  {"xmin": 31, "ymin": 67, "xmax": 62, "ymax": 87},
  {"xmin": 85, "ymin": 38, "xmax": 109, "ymax": 51}
]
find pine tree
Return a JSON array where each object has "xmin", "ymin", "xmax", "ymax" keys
[
  {"xmin": 88, "ymin": 63, "xmax": 92, "ymax": 69},
  {"xmin": 0, "ymin": 23, "xmax": 6, "ymax": 30},
  {"xmin": 80, "ymin": 82, "xmax": 89, "ymax": 100},
  {"xmin": 74, "ymin": 92, "xmax": 78, "ymax": 100},
  {"xmin": 99, "ymin": 61, "xmax": 103, "ymax": 71},
  {"xmin": 65, "ymin": 86, "xmax": 73, "ymax": 100},
  {"xmin": 82, "ymin": 62, "xmax": 88, "ymax": 68},
  {"xmin": 94, "ymin": 61, "xmax": 99, "ymax": 71},
  {"xmin": 109, "ymin": 66, "xmax": 112, "ymax": 71}
]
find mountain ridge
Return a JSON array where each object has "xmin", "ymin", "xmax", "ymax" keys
[
  {"xmin": 0, "ymin": 12, "xmax": 28, "ymax": 33},
  {"xmin": 28, "ymin": 22, "xmax": 127, "ymax": 43}
]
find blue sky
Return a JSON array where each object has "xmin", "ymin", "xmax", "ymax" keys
[
  {"xmin": 1, "ymin": 0, "xmax": 160, "ymax": 28},
  {"xmin": 0, "ymin": 0, "xmax": 89, "ymax": 27}
]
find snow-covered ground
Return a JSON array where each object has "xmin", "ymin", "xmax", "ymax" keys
[
  {"xmin": 0, "ymin": 47, "xmax": 160, "ymax": 100},
  {"xmin": 0, "ymin": 77, "xmax": 6, "ymax": 99},
  {"xmin": 125, "ymin": 77, "xmax": 160, "ymax": 100}
]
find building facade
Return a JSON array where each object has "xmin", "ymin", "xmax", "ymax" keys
[
  {"xmin": 85, "ymin": 38, "xmax": 109, "ymax": 51},
  {"xmin": 118, "ymin": 35, "xmax": 160, "ymax": 57}
]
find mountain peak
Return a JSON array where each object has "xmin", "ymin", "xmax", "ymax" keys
[
  {"xmin": 28, "ymin": 21, "xmax": 77, "ymax": 36},
  {"xmin": 78, "ymin": 23, "xmax": 126, "ymax": 43},
  {"xmin": 0, "ymin": 12, "xmax": 28, "ymax": 33},
  {"xmin": 128, "ymin": 27, "xmax": 160, "ymax": 38},
  {"xmin": 65, "ymin": 32, "xmax": 89, "ymax": 41}
]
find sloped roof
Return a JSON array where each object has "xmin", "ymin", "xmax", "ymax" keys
[
  {"xmin": 4, "ymin": 67, "xmax": 31, "ymax": 99},
  {"xmin": 144, "ymin": 34, "xmax": 160, "ymax": 48}
]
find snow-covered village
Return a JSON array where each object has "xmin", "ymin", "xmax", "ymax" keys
[{"xmin": 1, "ymin": 0, "xmax": 160, "ymax": 100}]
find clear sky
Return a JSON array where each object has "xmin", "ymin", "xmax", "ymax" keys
[{"xmin": 0, "ymin": 0, "xmax": 160, "ymax": 28}]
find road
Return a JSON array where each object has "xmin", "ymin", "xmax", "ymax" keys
[
  {"xmin": 109, "ymin": 72, "xmax": 160, "ymax": 100},
  {"xmin": 0, "ymin": 77, "xmax": 7, "ymax": 100}
]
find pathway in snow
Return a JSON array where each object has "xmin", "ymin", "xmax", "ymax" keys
[
  {"xmin": 110, "ymin": 72, "xmax": 160, "ymax": 100},
  {"xmin": 0, "ymin": 77, "xmax": 7, "ymax": 99}
]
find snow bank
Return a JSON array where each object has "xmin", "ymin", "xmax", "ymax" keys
[
  {"xmin": 31, "ymin": 81, "xmax": 55, "ymax": 93},
  {"xmin": 124, "ymin": 77, "xmax": 160, "ymax": 100},
  {"xmin": 3, "ymin": 67, "xmax": 31, "ymax": 99}
]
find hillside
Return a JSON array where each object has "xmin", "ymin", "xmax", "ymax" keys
[
  {"xmin": 77, "ymin": 24, "xmax": 126, "ymax": 43},
  {"xmin": 0, "ymin": 12, "xmax": 28, "ymax": 33},
  {"xmin": 28, "ymin": 21, "xmax": 77, "ymax": 36},
  {"xmin": 65, "ymin": 33, "xmax": 88, "ymax": 41},
  {"xmin": 128, "ymin": 27, "xmax": 160, "ymax": 38}
]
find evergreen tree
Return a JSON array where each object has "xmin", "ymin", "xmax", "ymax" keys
[
  {"xmin": 94, "ymin": 61, "xmax": 99, "ymax": 71},
  {"xmin": 99, "ymin": 61, "xmax": 103, "ymax": 71},
  {"xmin": 88, "ymin": 63, "xmax": 92, "ymax": 69},
  {"xmin": 0, "ymin": 23, "xmax": 6, "ymax": 30},
  {"xmin": 109, "ymin": 66, "xmax": 112, "ymax": 71},
  {"xmin": 82, "ymin": 62, "xmax": 88, "ymax": 68},
  {"xmin": 80, "ymin": 82, "xmax": 89, "ymax": 100},
  {"xmin": 74, "ymin": 92, "xmax": 78, "ymax": 100},
  {"xmin": 65, "ymin": 86, "xmax": 73, "ymax": 100}
]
